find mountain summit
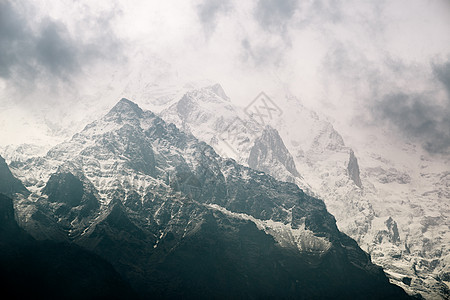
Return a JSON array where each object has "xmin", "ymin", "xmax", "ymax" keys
[{"xmin": 105, "ymin": 97, "xmax": 145, "ymax": 122}]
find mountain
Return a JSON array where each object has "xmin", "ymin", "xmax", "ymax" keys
[
  {"xmin": 0, "ymin": 192, "xmax": 137, "ymax": 300},
  {"xmin": 159, "ymin": 84, "xmax": 450, "ymax": 299},
  {"xmin": 7, "ymin": 98, "xmax": 412, "ymax": 299}
]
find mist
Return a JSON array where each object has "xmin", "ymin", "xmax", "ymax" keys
[{"xmin": 1, "ymin": 0, "xmax": 449, "ymax": 153}]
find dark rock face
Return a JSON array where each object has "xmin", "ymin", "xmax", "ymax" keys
[
  {"xmin": 375, "ymin": 217, "xmax": 401, "ymax": 245},
  {"xmin": 386, "ymin": 216, "xmax": 401, "ymax": 244},
  {"xmin": 10, "ymin": 99, "xmax": 413, "ymax": 299},
  {"xmin": 0, "ymin": 193, "xmax": 29, "ymax": 243},
  {"xmin": 248, "ymin": 126, "xmax": 300, "ymax": 181},
  {"xmin": 348, "ymin": 149, "xmax": 363, "ymax": 188},
  {"xmin": 76, "ymin": 194, "xmax": 410, "ymax": 299},
  {"xmin": 0, "ymin": 155, "xmax": 29, "ymax": 196},
  {"xmin": 403, "ymin": 277, "xmax": 413, "ymax": 286},
  {"xmin": 0, "ymin": 194, "xmax": 137, "ymax": 300},
  {"xmin": 44, "ymin": 172, "xmax": 85, "ymax": 206},
  {"xmin": 42, "ymin": 172, "xmax": 99, "ymax": 233}
]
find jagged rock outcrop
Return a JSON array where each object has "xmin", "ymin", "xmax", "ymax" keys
[
  {"xmin": 348, "ymin": 149, "xmax": 363, "ymax": 188},
  {"xmin": 374, "ymin": 217, "xmax": 401, "ymax": 245},
  {"xmin": 385, "ymin": 216, "xmax": 401, "ymax": 244},
  {"xmin": 248, "ymin": 126, "xmax": 300, "ymax": 183}
]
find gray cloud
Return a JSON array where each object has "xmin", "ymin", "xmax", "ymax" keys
[
  {"xmin": 310, "ymin": 0, "xmax": 343, "ymax": 24},
  {"xmin": 373, "ymin": 92, "xmax": 450, "ymax": 154},
  {"xmin": 434, "ymin": 60, "xmax": 450, "ymax": 96},
  {"xmin": 0, "ymin": 1, "xmax": 30, "ymax": 79},
  {"xmin": 239, "ymin": 0, "xmax": 299, "ymax": 67},
  {"xmin": 0, "ymin": 1, "xmax": 122, "ymax": 89},
  {"xmin": 35, "ymin": 20, "xmax": 80, "ymax": 79},
  {"xmin": 196, "ymin": 0, "xmax": 231, "ymax": 36},
  {"xmin": 240, "ymin": 38, "xmax": 285, "ymax": 67},
  {"xmin": 322, "ymin": 39, "xmax": 450, "ymax": 154},
  {"xmin": 254, "ymin": 0, "xmax": 298, "ymax": 34}
]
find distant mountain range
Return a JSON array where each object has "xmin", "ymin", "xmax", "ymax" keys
[{"xmin": 1, "ymin": 98, "xmax": 413, "ymax": 299}]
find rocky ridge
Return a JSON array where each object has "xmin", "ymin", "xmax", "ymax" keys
[{"xmin": 6, "ymin": 98, "xmax": 412, "ymax": 299}]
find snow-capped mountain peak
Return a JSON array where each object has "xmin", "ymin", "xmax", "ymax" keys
[
  {"xmin": 4, "ymin": 98, "xmax": 412, "ymax": 299},
  {"xmin": 107, "ymin": 98, "xmax": 145, "ymax": 119}
]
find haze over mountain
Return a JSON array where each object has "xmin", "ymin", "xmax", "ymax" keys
[{"xmin": 1, "ymin": 0, "xmax": 449, "ymax": 155}]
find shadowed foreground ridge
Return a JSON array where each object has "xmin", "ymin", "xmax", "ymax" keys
[
  {"xmin": 6, "ymin": 99, "xmax": 415, "ymax": 299},
  {"xmin": 0, "ymin": 193, "xmax": 138, "ymax": 300}
]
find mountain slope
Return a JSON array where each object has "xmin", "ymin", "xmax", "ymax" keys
[
  {"xmin": 9, "ymin": 98, "xmax": 412, "ymax": 299},
  {"xmin": 159, "ymin": 85, "xmax": 449, "ymax": 299}
]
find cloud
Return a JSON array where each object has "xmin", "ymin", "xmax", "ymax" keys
[
  {"xmin": 240, "ymin": 38, "xmax": 286, "ymax": 68},
  {"xmin": 1, "ymin": 0, "xmax": 449, "ymax": 154},
  {"xmin": 35, "ymin": 20, "xmax": 80, "ymax": 79},
  {"xmin": 367, "ymin": 60, "xmax": 450, "ymax": 155},
  {"xmin": 372, "ymin": 92, "xmax": 450, "ymax": 154},
  {"xmin": 196, "ymin": 0, "xmax": 232, "ymax": 36},
  {"xmin": 237, "ymin": 0, "xmax": 301, "ymax": 68},
  {"xmin": 0, "ymin": 1, "xmax": 123, "ymax": 90},
  {"xmin": 434, "ymin": 60, "xmax": 450, "ymax": 96},
  {"xmin": 254, "ymin": 0, "xmax": 298, "ymax": 34},
  {"xmin": 0, "ymin": 1, "xmax": 31, "ymax": 79},
  {"xmin": 316, "ymin": 25, "xmax": 450, "ymax": 155},
  {"xmin": 310, "ymin": 0, "xmax": 342, "ymax": 23}
]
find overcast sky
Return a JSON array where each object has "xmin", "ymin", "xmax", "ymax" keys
[{"xmin": 1, "ymin": 0, "xmax": 449, "ymax": 154}]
